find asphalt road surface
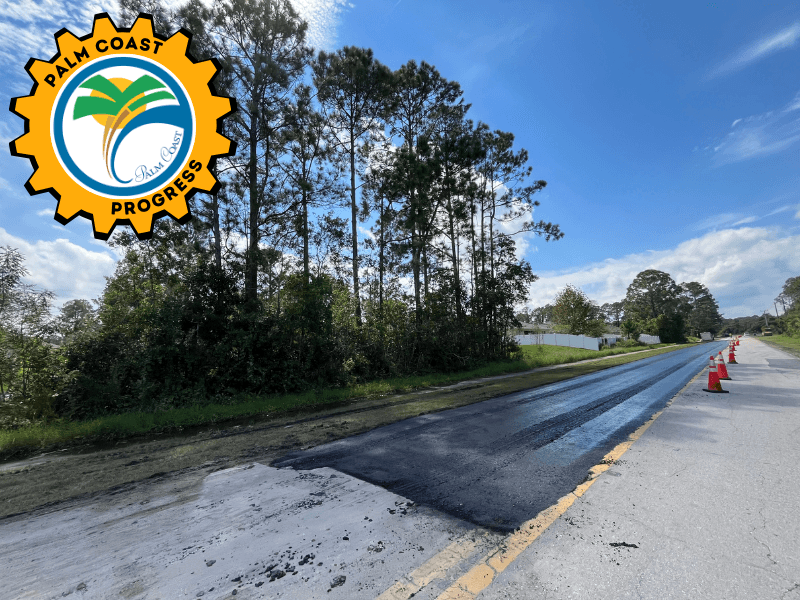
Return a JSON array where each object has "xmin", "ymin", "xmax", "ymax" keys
[{"xmin": 274, "ymin": 341, "xmax": 728, "ymax": 532}]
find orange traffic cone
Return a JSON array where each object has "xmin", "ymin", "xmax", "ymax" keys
[
  {"xmin": 704, "ymin": 356, "xmax": 729, "ymax": 393},
  {"xmin": 716, "ymin": 352, "xmax": 730, "ymax": 380},
  {"xmin": 728, "ymin": 343, "xmax": 738, "ymax": 364},
  {"xmin": 736, "ymin": 337, "xmax": 740, "ymax": 346}
]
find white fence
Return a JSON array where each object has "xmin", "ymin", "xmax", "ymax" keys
[
  {"xmin": 514, "ymin": 333, "xmax": 600, "ymax": 351},
  {"xmin": 514, "ymin": 333, "xmax": 661, "ymax": 351}
]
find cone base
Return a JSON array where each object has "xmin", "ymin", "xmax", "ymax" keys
[
  {"xmin": 728, "ymin": 360, "xmax": 738, "ymax": 364},
  {"xmin": 703, "ymin": 388, "xmax": 730, "ymax": 393},
  {"xmin": 719, "ymin": 377, "xmax": 731, "ymax": 380}
]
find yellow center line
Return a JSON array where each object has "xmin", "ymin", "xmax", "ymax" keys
[{"xmin": 375, "ymin": 533, "xmax": 489, "ymax": 600}]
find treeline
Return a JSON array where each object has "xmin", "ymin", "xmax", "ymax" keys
[
  {"xmin": 1, "ymin": 0, "xmax": 563, "ymax": 424},
  {"xmin": 520, "ymin": 269, "xmax": 724, "ymax": 343},
  {"xmin": 725, "ymin": 276, "xmax": 800, "ymax": 336}
]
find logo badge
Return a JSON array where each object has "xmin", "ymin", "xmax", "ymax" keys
[{"xmin": 9, "ymin": 13, "xmax": 235, "ymax": 240}]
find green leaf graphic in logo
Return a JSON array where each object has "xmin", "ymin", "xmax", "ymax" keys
[{"xmin": 73, "ymin": 75, "xmax": 176, "ymax": 179}]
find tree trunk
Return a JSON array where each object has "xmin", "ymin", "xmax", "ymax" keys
[
  {"xmin": 303, "ymin": 187, "xmax": 309, "ymax": 286},
  {"xmin": 245, "ymin": 109, "xmax": 259, "ymax": 304},
  {"xmin": 489, "ymin": 200, "xmax": 496, "ymax": 279},
  {"xmin": 378, "ymin": 196, "xmax": 384, "ymax": 316},
  {"xmin": 422, "ymin": 241, "xmax": 429, "ymax": 302},
  {"xmin": 412, "ymin": 226, "xmax": 422, "ymax": 325},
  {"xmin": 447, "ymin": 190, "xmax": 462, "ymax": 321},
  {"xmin": 350, "ymin": 133, "xmax": 361, "ymax": 325},
  {"xmin": 211, "ymin": 190, "xmax": 222, "ymax": 271}
]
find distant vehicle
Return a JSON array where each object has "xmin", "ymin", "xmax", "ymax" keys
[
  {"xmin": 762, "ymin": 329, "xmax": 772, "ymax": 336},
  {"xmin": 700, "ymin": 332, "xmax": 713, "ymax": 341}
]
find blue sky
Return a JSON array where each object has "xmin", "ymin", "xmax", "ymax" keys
[{"xmin": 1, "ymin": 0, "xmax": 798, "ymax": 318}]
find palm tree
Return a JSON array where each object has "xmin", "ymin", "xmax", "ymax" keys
[{"xmin": 73, "ymin": 74, "xmax": 176, "ymax": 175}]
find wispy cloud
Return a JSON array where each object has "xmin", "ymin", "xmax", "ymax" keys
[
  {"xmin": 785, "ymin": 91, "xmax": 800, "ymax": 113},
  {"xmin": 691, "ymin": 204, "xmax": 799, "ymax": 231},
  {"xmin": 692, "ymin": 212, "xmax": 750, "ymax": 232},
  {"xmin": 290, "ymin": 0, "xmax": 351, "ymax": 51},
  {"xmin": 704, "ymin": 90, "xmax": 800, "ymax": 165},
  {"xmin": 0, "ymin": 0, "xmax": 347, "ymax": 71},
  {"xmin": 766, "ymin": 204, "xmax": 797, "ymax": 217},
  {"xmin": 0, "ymin": 1, "xmax": 113, "ymax": 68},
  {"xmin": 708, "ymin": 21, "xmax": 800, "ymax": 79},
  {"xmin": 525, "ymin": 227, "xmax": 800, "ymax": 317}
]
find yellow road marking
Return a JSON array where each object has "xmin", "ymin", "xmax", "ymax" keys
[
  {"xmin": 375, "ymin": 534, "xmax": 487, "ymax": 600},
  {"xmin": 425, "ymin": 368, "xmax": 706, "ymax": 600}
]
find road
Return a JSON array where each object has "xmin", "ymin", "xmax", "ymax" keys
[
  {"xmin": 274, "ymin": 341, "xmax": 728, "ymax": 531},
  {"xmin": 5, "ymin": 340, "xmax": 776, "ymax": 600}
]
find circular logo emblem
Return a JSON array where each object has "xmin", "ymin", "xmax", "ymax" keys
[{"xmin": 10, "ymin": 13, "xmax": 235, "ymax": 240}]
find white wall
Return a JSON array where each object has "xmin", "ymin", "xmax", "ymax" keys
[{"xmin": 514, "ymin": 333, "xmax": 601, "ymax": 351}]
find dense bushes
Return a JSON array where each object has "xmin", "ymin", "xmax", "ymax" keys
[{"xmin": 51, "ymin": 250, "xmax": 525, "ymax": 420}]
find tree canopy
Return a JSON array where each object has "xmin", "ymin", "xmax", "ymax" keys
[
  {"xmin": 551, "ymin": 285, "xmax": 604, "ymax": 336},
  {"xmin": 1, "ymin": 0, "xmax": 565, "ymax": 423}
]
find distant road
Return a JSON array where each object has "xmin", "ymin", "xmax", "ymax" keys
[{"xmin": 275, "ymin": 341, "xmax": 728, "ymax": 531}]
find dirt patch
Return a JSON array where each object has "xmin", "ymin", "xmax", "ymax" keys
[{"xmin": 0, "ymin": 347, "xmax": 685, "ymax": 520}]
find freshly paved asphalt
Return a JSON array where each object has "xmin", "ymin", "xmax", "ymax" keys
[{"xmin": 274, "ymin": 342, "xmax": 728, "ymax": 532}]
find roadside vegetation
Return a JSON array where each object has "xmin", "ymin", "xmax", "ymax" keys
[
  {"xmin": 1, "ymin": 0, "xmax": 785, "ymax": 464},
  {"xmin": 519, "ymin": 270, "xmax": 725, "ymax": 343},
  {"xmin": 730, "ymin": 277, "xmax": 800, "ymax": 357},
  {"xmin": 0, "ymin": 343, "xmax": 683, "ymax": 460},
  {"xmin": 3, "ymin": 0, "xmax": 565, "ymax": 438},
  {"xmin": 719, "ymin": 277, "xmax": 799, "ymax": 338}
]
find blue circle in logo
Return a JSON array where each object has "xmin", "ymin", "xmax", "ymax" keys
[{"xmin": 53, "ymin": 56, "xmax": 194, "ymax": 198}]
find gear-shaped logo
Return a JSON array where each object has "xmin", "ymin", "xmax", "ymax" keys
[{"xmin": 9, "ymin": 13, "xmax": 236, "ymax": 240}]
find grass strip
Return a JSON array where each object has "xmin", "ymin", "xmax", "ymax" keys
[{"xmin": 0, "ymin": 343, "xmax": 687, "ymax": 460}]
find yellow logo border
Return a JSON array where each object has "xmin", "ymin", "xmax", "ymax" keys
[{"xmin": 9, "ymin": 13, "xmax": 236, "ymax": 240}]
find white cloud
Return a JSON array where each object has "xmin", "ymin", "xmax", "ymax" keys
[
  {"xmin": 0, "ymin": 0, "xmax": 347, "ymax": 73},
  {"xmin": 693, "ymin": 213, "xmax": 736, "ymax": 231},
  {"xmin": 0, "ymin": 1, "xmax": 113, "ymax": 68},
  {"xmin": 0, "ymin": 227, "xmax": 116, "ymax": 308},
  {"xmin": 708, "ymin": 21, "xmax": 800, "ymax": 78},
  {"xmin": 766, "ymin": 204, "xmax": 796, "ymax": 217},
  {"xmin": 732, "ymin": 216, "xmax": 757, "ymax": 226},
  {"xmin": 704, "ymin": 90, "xmax": 800, "ymax": 165},
  {"xmin": 524, "ymin": 227, "xmax": 800, "ymax": 318},
  {"xmin": 36, "ymin": 209, "xmax": 52, "ymax": 217},
  {"xmin": 357, "ymin": 225, "xmax": 375, "ymax": 241},
  {"xmin": 786, "ymin": 92, "xmax": 800, "ymax": 113},
  {"xmin": 0, "ymin": 119, "xmax": 16, "ymax": 147},
  {"xmin": 731, "ymin": 118, "xmax": 742, "ymax": 127},
  {"xmin": 289, "ymin": 0, "xmax": 351, "ymax": 50}
]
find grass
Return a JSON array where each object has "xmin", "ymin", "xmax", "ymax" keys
[
  {"xmin": 759, "ymin": 334, "xmax": 800, "ymax": 358},
  {"xmin": 0, "ymin": 342, "xmax": 681, "ymax": 457}
]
